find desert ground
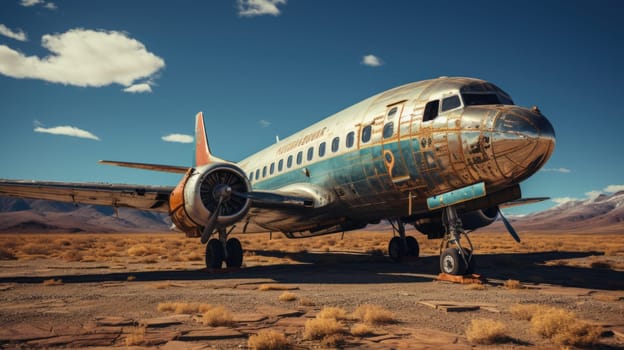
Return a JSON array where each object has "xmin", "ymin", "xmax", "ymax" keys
[{"xmin": 0, "ymin": 230, "xmax": 623, "ymax": 349}]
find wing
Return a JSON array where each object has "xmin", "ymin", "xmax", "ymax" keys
[
  {"xmin": 500, "ymin": 197, "xmax": 550, "ymax": 208},
  {"xmin": 0, "ymin": 180, "xmax": 173, "ymax": 212}
]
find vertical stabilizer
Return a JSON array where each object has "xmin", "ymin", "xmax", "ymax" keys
[{"xmin": 195, "ymin": 112, "xmax": 213, "ymax": 166}]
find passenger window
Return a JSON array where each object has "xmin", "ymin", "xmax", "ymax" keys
[
  {"xmin": 331, "ymin": 137, "xmax": 340, "ymax": 152},
  {"xmin": 318, "ymin": 142, "xmax": 326, "ymax": 157},
  {"xmin": 296, "ymin": 151, "xmax": 303, "ymax": 165},
  {"xmin": 346, "ymin": 131, "xmax": 355, "ymax": 148},
  {"xmin": 287, "ymin": 155, "xmax": 293, "ymax": 168},
  {"xmin": 387, "ymin": 106, "xmax": 398, "ymax": 119},
  {"xmin": 262, "ymin": 166, "xmax": 267, "ymax": 178},
  {"xmin": 269, "ymin": 162, "xmax": 275, "ymax": 175},
  {"xmin": 278, "ymin": 159, "xmax": 283, "ymax": 172},
  {"xmin": 249, "ymin": 172, "xmax": 253, "ymax": 181},
  {"xmin": 255, "ymin": 169, "xmax": 260, "ymax": 179},
  {"xmin": 383, "ymin": 122, "xmax": 394, "ymax": 139},
  {"xmin": 361, "ymin": 125, "xmax": 372, "ymax": 143},
  {"xmin": 423, "ymin": 100, "xmax": 439, "ymax": 122},
  {"xmin": 441, "ymin": 95, "xmax": 461, "ymax": 112},
  {"xmin": 307, "ymin": 147, "xmax": 314, "ymax": 161}
]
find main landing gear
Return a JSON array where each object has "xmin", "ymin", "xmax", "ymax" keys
[
  {"xmin": 204, "ymin": 227, "xmax": 244, "ymax": 269},
  {"xmin": 387, "ymin": 219, "xmax": 419, "ymax": 261},
  {"xmin": 439, "ymin": 206, "xmax": 475, "ymax": 275}
]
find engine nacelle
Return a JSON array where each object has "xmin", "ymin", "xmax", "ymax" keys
[
  {"xmin": 169, "ymin": 163, "xmax": 251, "ymax": 237},
  {"xmin": 413, "ymin": 206, "xmax": 499, "ymax": 239}
]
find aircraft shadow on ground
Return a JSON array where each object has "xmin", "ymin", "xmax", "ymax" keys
[{"xmin": 0, "ymin": 250, "xmax": 622, "ymax": 290}]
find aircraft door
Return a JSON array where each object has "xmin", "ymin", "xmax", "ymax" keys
[{"xmin": 380, "ymin": 103, "xmax": 410, "ymax": 187}]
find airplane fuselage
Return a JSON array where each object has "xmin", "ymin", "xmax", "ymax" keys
[{"xmin": 235, "ymin": 77, "xmax": 554, "ymax": 235}]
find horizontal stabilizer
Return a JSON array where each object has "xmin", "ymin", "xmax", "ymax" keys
[
  {"xmin": 500, "ymin": 197, "xmax": 550, "ymax": 208},
  {"xmin": 99, "ymin": 160, "xmax": 189, "ymax": 174}
]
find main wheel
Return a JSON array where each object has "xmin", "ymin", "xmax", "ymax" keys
[
  {"xmin": 388, "ymin": 236, "xmax": 405, "ymax": 261},
  {"xmin": 405, "ymin": 236, "xmax": 419, "ymax": 257},
  {"xmin": 205, "ymin": 238, "xmax": 224, "ymax": 269},
  {"xmin": 439, "ymin": 247, "xmax": 467, "ymax": 275},
  {"xmin": 225, "ymin": 238, "xmax": 243, "ymax": 268}
]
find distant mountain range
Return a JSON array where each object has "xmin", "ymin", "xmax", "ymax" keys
[
  {"xmin": 0, "ymin": 197, "xmax": 171, "ymax": 233},
  {"xmin": 487, "ymin": 191, "xmax": 624, "ymax": 233},
  {"xmin": 1, "ymin": 191, "xmax": 622, "ymax": 234}
]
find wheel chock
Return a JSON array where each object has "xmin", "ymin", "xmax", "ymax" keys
[{"xmin": 436, "ymin": 273, "xmax": 486, "ymax": 284}]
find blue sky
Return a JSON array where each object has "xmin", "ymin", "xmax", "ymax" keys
[{"xmin": 0, "ymin": 0, "xmax": 622, "ymax": 215}]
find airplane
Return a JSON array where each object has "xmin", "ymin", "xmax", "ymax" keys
[{"xmin": 0, "ymin": 77, "xmax": 555, "ymax": 276}]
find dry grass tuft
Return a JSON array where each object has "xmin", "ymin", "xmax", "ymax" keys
[
  {"xmin": 202, "ymin": 306, "xmax": 234, "ymax": 327},
  {"xmin": 510, "ymin": 304, "xmax": 543, "ymax": 321},
  {"xmin": 465, "ymin": 318, "xmax": 509, "ymax": 344},
  {"xmin": 248, "ymin": 330, "xmax": 290, "ymax": 350},
  {"xmin": 304, "ymin": 318, "xmax": 344, "ymax": 340},
  {"xmin": 127, "ymin": 245, "xmax": 150, "ymax": 256},
  {"xmin": 316, "ymin": 306, "xmax": 348, "ymax": 320},
  {"xmin": 299, "ymin": 297, "xmax": 315, "ymax": 306},
  {"xmin": 125, "ymin": 326, "xmax": 145, "ymax": 346},
  {"xmin": 258, "ymin": 284, "xmax": 298, "ymax": 291},
  {"xmin": 350, "ymin": 323, "xmax": 374, "ymax": 337},
  {"xmin": 465, "ymin": 282, "xmax": 486, "ymax": 290},
  {"xmin": 278, "ymin": 292, "xmax": 297, "ymax": 302},
  {"xmin": 503, "ymin": 279, "xmax": 523, "ymax": 289},
  {"xmin": 352, "ymin": 304, "xmax": 396, "ymax": 325},
  {"xmin": 42, "ymin": 278, "xmax": 63, "ymax": 286},
  {"xmin": 511, "ymin": 304, "xmax": 602, "ymax": 347},
  {"xmin": 157, "ymin": 302, "xmax": 212, "ymax": 314}
]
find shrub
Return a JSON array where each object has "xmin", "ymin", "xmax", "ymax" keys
[
  {"xmin": 316, "ymin": 306, "xmax": 347, "ymax": 320},
  {"xmin": 157, "ymin": 302, "xmax": 212, "ymax": 314},
  {"xmin": 278, "ymin": 292, "xmax": 297, "ymax": 302},
  {"xmin": 510, "ymin": 303, "xmax": 543, "ymax": 321},
  {"xmin": 202, "ymin": 306, "xmax": 234, "ymax": 327},
  {"xmin": 304, "ymin": 318, "xmax": 344, "ymax": 340},
  {"xmin": 465, "ymin": 318, "xmax": 509, "ymax": 344},
  {"xmin": 248, "ymin": 330, "xmax": 290, "ymax": 350},
  {"xmin": 350, "ymin": 323, "xmax": 374, "ymax": 337},
  {"xmin": 503, "ymin": 279, "xmax": 523, "ymax": 289},
  {"xmin": 352, "ymin": 304, "xmax": 396, "ymax": 325}
]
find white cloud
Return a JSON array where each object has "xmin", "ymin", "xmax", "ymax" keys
[
  {"xmin": 551, "ymin": 197, "xmax": 579, "ymax": 205},
  {"xmin": 0, "ymin": 28, "xmax": 165, "ymax": 89},
  {"xmin": 259, "ymin": 119, "xmax": 271, "ymax": 128},
  {"xmin": 162, "ymin": 134, "xmax": 194, "ymax": 144},
  {"xmin": 541, "ymin": 167, "xmax": 571, "ymax": 173},
  {"xmin": 362, "ymin": 54, "xmax": 383, "ymax": 67},
  {"xmin": 20, "ymin": 0, "xmax": 43, "ymax": 6},
  {"xmin": 238, "ymin": 0, "xmax": 286, "ymax": 17},
  {"xmin": 34, "ymin": 124, "xmax": 100, "ymax": 141},
  {"xmin": 604, "ymin": 184, "xmax": 624, "ymax": 193},
  {"xmin": 123, "ymin": 83, "xmax": 152, "ymax": 93},
  {"xmin": 44, "ymin": 2, "xmax": 56, "ymax": 9},
  {"xmin": 0, "ymin": 24, "xmax": 27, "ymax": 41}
]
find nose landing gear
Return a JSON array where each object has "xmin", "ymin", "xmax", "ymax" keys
[{"xmin": 439, "ymin": 206, "xmax": 475, "ymax": 275}]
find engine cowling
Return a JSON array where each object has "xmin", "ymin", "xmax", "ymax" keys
[
  {"xmin": 169, "ymin": 163, "xmax": 251, "ymax": 237},
  {"xmin": 413, "ymin": 206, "xmax": 499, "ymax": 239}
]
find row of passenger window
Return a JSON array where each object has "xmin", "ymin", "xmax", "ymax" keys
[{"xmin": 249, "ymin": 126, "xmax": 376, "ymax": 182}]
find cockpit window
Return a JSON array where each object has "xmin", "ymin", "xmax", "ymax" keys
[
  {"xmin": 441, "ymin": 95, "xmax": 461, "ymax": 112},
  {"xmin": 460, "ymin": 82, "xmax": 514, "ymax": 105},
  {"xmin": 423, "ymin": 100, "xmax": 439, "ymax": 122}
]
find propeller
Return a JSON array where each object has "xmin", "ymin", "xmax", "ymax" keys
[
  {"xmin": 200, "ymin": 184, "xmax": 232, "ymax": 244},
  {"xmin": 498, "ymin": 208, "xmax": 521, "ymax": 243}
]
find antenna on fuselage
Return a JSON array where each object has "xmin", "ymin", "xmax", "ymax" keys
[{"xmin": 275, "ymin": 135, "xmax": 280, "ymax": 143}]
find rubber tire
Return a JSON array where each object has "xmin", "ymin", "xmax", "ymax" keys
[
  {"xmin": 439, "ymin": 247, "xmax": 467, "ymax": 275},
  {"xmin": 405, "ymin": 236, "xmax": 419, "ymax": 257},
  {"xmin": 388, "ymin": 236, "xmax": 405, "ymax": 261},
  {"xmin": 225, "ymin": 238, "xmax": 243, "ymax": 268},
  {"xmin": 205, "ymin": 238, "xmax": 224, "ymax": 269}
]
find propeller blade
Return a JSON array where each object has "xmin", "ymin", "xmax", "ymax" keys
[
  {"xmin": 498, "ymin": 208, "xmax": 521, "ymax": 243},
  {"xmin": 200, "ymin": 196, "xmax": 223, "ymax": 244}
]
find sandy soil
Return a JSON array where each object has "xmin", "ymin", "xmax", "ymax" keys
[{"xmin": 0, "ymin": 232, "xmax": 623, "ymax": 349}]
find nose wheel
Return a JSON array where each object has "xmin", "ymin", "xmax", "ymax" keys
[{"xmin": 439, "ymin": 206, "xmax": 475, "ymax": 275}]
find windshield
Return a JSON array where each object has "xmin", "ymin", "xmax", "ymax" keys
[
  {"xmin": 460, "ymin": 82, "xmax": 514, "ymax": 106},
  {"xmin": 462, "ymin": 93, "xmax": 505, "ymax": 106}
]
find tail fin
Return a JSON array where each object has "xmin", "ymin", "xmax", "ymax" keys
[{"xmin": 195, "ymin": 112, "xmax": 224, "ymax": 166}]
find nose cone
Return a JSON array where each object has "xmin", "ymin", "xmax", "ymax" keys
[{"xmin": 491, "ymin": 108, "xmax": 555, "ymax": 181}]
